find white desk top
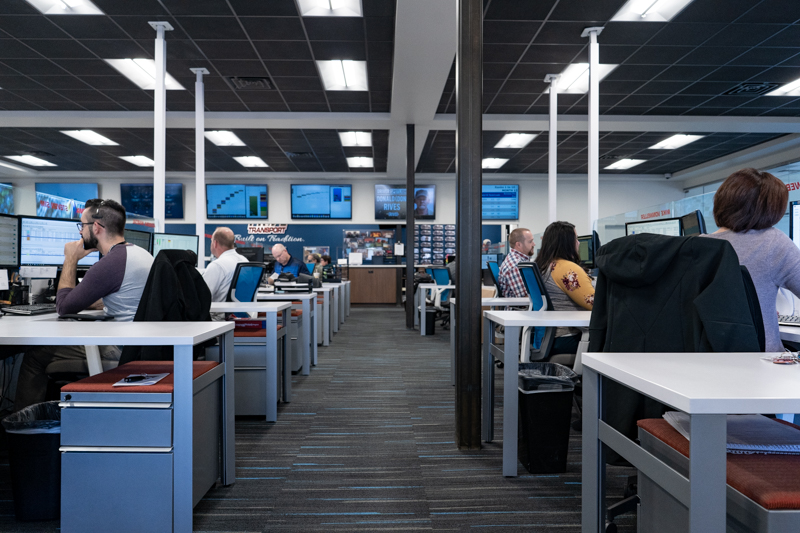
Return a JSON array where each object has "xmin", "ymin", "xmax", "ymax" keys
[
  {"xmin": 583, "ymin": 352, "xmax": 800, "ymax": 414},
  {"xmin": 419, "ymin": 283, "xmax": 455, "ymax": 289},
  {"xmin": 483, "ymin": 310, "xmax": 591, "ymax": 327},
  {"xmin": 780, "ymin": 325, "xmax": 800, "ymax": 342},
  {"xmin": 256, "ymin": 292, "xmax": 315, "ymax": 301},
  {"xmin": 0, "ymin": 320, "xmax": 233, "ymax": 346},
  {"xmin": 451, "ymin": 297, "xmax": 529, "ymax": 307},
  {"xmin": 210, "ymin": 302, "xmax": 291, "ymax": 313}
]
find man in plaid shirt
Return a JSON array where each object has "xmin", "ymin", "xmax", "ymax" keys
[{"xmin": 498, "ymin": 228, "xmax": 535, "ymax": 298}]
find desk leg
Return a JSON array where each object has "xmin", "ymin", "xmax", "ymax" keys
[
  {"xmin": 581, "ymin": 366, "xmax": 606, "ymax": 533},
  {"xmin": 282, "ymin": 308, "xmax": 292, "ymax": 403},
  {"xmin": 323, "ymin": 293, "xmax": 330, "ymax": 346},
  {"xmin": 689, "ymin": 414, "xmax": 727, "ymax": 532},
  {"xmin": 482, "ymin": 315, "xmax": 494, "ymax": 443},
  {"xmin": 339, "ymin": 285, "xmax": 345, "ymax": 325},
  {"xmin": 301, "ymin": 299, "xmax": 310, "ymax": 376},
  {"xmin": 414, "ymin": 286, "xmax": 419, "ymax": 328},
  {"xmin": 173, "ymin": 345, "xmax": 193, "ymax": 532},
  {"xmin": 502, "ymin": 325, "xmax": 519, "ymax": 477},
  {"xmin": 420, "ymin": 289, "xmax": 427, "ymax": 336},
  {"xmin": 310, "ymin": 299, "xmax": 317, "ymax": 365},
  {"xmin": 220, "ymin": 330, "xmax": 235, "ymax": 486},
  {"xmin": 346, "ymin": 282, "xmax": 350, "ymax": 316},
  {"xmin": 332, "ymin": 288, "xmax": 339, "ymax": 333},
  {"xmin": 450, "ymin": 301, "xmax": 456, "ymax": 386},
  {"xmin": 266, "ymin": 312, "xmax": 278, "ymax": 422}
]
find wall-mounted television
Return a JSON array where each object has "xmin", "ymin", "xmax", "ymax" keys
[
  {"xmin": 291, "ymin": 185, "xmax": 352, "ymax": 220},
  {"xmin": 207, "ymin": 184, "xmax": 268, "ymax": 219},
  {"xmin": 0, "ymin": 183, "xmax": 14, "ymax": 215},
  {"xmin": 35, "ymin": 183, "xmax": 98, "ymax": 203},
  {"xmin": 374, "ymin": 185, "xmax": 436, "ymax": 220},
  {"xmin": 120, "ymin": 183, "xmax": 184, "ymax": 219},
  {"xmin": 482, "ymin": 184, "xmax": 519, "ymax": 220}
]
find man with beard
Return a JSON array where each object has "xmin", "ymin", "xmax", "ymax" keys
[{"xmin": 14, "ymin": 199, "xmax": 154, "ymax": 410}]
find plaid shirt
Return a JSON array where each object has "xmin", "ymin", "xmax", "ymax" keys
[{"xmin": 498, "ymin": 248, "xmax": 530, "ymax": 298}]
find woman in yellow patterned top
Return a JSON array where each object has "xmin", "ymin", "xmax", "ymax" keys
[{"xmin": 533, "ymin": 221, "xmax": 594, "ymax": 363}]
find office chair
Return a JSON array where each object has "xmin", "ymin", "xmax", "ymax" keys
[
  {"xmin": 486, "ymin": 261, "xmax": 504, "ymax": 297},
  {"xmin": 517, "ymin": 263, "xmax": 556, "ymax": 362},
  {"xmin": 429, "ymin": 267, "xmax": 452, "ymax": 330},
  {"xmin": 305, "ymin": 263, "xmax": 315, "ymax": 275},
  {"xmin": 226, "ymin": 262, "xmax": 268, "ymax": 319}
]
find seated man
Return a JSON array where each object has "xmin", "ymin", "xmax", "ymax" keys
[
  {"xmin": 269, "ymin": 243, "xmax": 304, "ymax": 284},
  {"xmin": 202, "ymin": 227, "xmax": 247, "ymax": 320},
  {"xmin": 14, "ymin": 199, "xmax": 154, "ymax": 410},
  {"xmin": 498, "ymin": 227, "xmax": 535, "ymax": 298}
]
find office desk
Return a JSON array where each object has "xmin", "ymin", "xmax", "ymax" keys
[
  {"xmin": 256, "ymin": 292, "xmax": 316, "ymax": 370},
  {"xmin": 264, "ymin": 286, "xmax": 331, "ymax": 347},
  {"xmin": 581, "ymin": 352, "xmax": 800, "ymax": 533},
  {"xmin": 780, "ymin": 324, "xmax": 800, "ymax": 343},
  {"xmin": 323, "ymin": 282, "xmax": 342, "ymax": 333},
  {"xmin": 482, "ymin": 310, "xmax": 591, "ymax": 477},
  {"xmin": 0, "ymin": 319, "xmax": 234, "ymax": 533},
  {"xmin": 343, "ymin": 280, "xmax": 350, "ymax": 316},
  {"xmin": 417, "ymin": 282, "xmax": 456, "ymax": 336}
]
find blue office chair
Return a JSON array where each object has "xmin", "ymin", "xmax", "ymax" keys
[
  {"xmin": 518, "ymin": 262, "xmax": 556, "ymax": 362},
  {"xmin": 429, "ymin": 267, "xmax": 452, "ymax": 329},
  {"xmin": 227, "ymin": 262, "xmax": 267, "ymax": 318},
  {"xmin": 487, "ymin": 261, "xmax": 503, "ymax": 297}
]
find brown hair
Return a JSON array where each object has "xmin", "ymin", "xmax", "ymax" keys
[
  {"xmin": 508, "ymin": 227, "xmax": 530, "ymax": 248},
  {"xmin": 535, "ymin": 221, "xmax": 580, "ymax": 274},
  {"xmin": 713, "ymin": 168, "xmax": 787, "ymax": 232}
]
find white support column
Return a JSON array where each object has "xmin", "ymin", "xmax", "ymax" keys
[
  {"xmin": 191, "ymin": 67, "xmax": 209, "ymax": 266},
  {"xmin": 545, "ymin": 74, "xmax": 559, "ymax": 224},
  {"xmin": 582, "ymin": 26, "xmax": 603, "ymax": 234},
  {"xmin": 149, "ymin": 21, "xmax": 173, "ymax": 233}
]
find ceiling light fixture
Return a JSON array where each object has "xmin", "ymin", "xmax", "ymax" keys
[
  {"xmin": 316, "ymin": 60, "xmax": 368, "ymax": 91},
  {"xmin": 494, "ymin": 133, "xmax": 537, "ymax": 149},
  {"xmin": 649, "ymin": 134, "xmax": 704, "ymax": 150},
  {"xmin": 120, "ymin": 155, "xmax": 155, "ymax": 167},
  {"xmin": 5, "ymin": 155, "xmax": 56, "ymax": 167},
  {"xmin": 104, "ymin": 59, "xmax": 185, "ymax": 90},
  {"xmin": 611, "ymin": 0, "xmax": 695, "ymax": 22},
  {"xmin": 604, "ymin": 159, "xmax": 646, "ymax": 170},
  {"xmin": 346, "ymin": 157, "xmax": 373, "ymax": 168},
  {"xmin": 60, "ymin": 130, "xmax": 118, "ymax": 146},
  {"xmin": 234, "ymin": 156, "xmax": 269, "ymax": 168},
  {"xmin": 766, "ymin": 77, "xmax": 800, "ymax": 97},
  {"xmin": 545, "ymin": 63, "xmax": 617, "ymax": 94},
  {"xmin": 339, "ymin": 131, "xmax": 372, "ymax": 147},
  {"xmin": 482, "ymin": 158, "xmax": 509, "ymax": 169},
  {"xmin": 24, "ymin": 0, "xmax": 103, "ymax": 15},
  {"xmin": 297, "ymin": 0, "xmax": 362, "ymax": 17},
  {"xmin": 0, "ymin": 159, "xmax": 33, "ymax": 173},
  {"xmin": 204, "ymin": 131, "xmax": 246, "ymax": 147}
]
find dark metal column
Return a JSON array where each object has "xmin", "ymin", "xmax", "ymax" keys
[
  {"xmin": 405, "ymin": 124, "xmax": 416, "ymax": 328},
  {"xmin": 455, "ymin": 0, "xmax": 482, "ymax": 449}
]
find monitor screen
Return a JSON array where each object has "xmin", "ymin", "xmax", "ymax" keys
[
  {"xmin": 236, "ymin": 246, "xmax": 264, "ymax": 263},
  {"xmin": 412, "ymin": 186, "xmax": 435, "ymax": 220},
  {"xmin": 291, "ymin": 185, "xmax": 352, "ymax": 219},
  {"xmin": 125, "ymin": 228, "xmax": 153, "ymax": 253},
  {"xmin": 152, "ymin": 233, "xmax": 199, "ymax": 264},
  {"xmin": 625, "ymin": 218, "xmax": 682, "ymax": 237},
  {"xmin": 577, "ymin": 235, "xmax": 594, "ymax": 267},
  {"xmin": 0, "ymin": 214, "xmax": 19, "ymax": 268},
  {"xmin": 207, "ymin": 184, "xmax": 268, "ymax": 219},
  {"xmin": 19, "ymin": 216, "xmax": 100, "ymax": 267},
  {"xmin": 791, "ymin": 201, "xmax": 800, "ymax": 250},
  {"xmin": 35, "ymin": 191, "xmax": 85, "ymax": 219},
  {"xmin": 374, "ymin": 185, "xmax": 436, "ymax": 220},
  {"xmin": 35, "ymin": 183, "xmax": 98, "ymax": 203},
  {"xmin": 482, "ymin": 185, "xmax": 519, "ymax": 220},
  {"xmin": 120, "ymin": 183, "xmax": 184, "ymax": 219},
  {"xmin": 0, "ymin": 183, "xmax": 14, "ymax": 215},
  {"xmin": 680, "ymin": 210, "xmax": 706, "ymax": 236},
  {"xmin": 481, "ymin": 253, "xmax": 498, "ymax": 269}
]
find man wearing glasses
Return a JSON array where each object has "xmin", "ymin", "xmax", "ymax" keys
[
  {"xmin": 14, "ymin": 199, "xmax": 154, "ymax": 411},
  {"xmin": 268, "ymin": 243, "xmax": 305, "ymax": 284}
]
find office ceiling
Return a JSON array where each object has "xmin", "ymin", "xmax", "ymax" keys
[{"xmin": 0, "ymin": 0, "xmax": 799, "ymax": 179}]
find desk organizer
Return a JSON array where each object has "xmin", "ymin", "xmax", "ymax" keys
[{"xmin": 59, "ymin": 361, "xmax": 222, "ymax": 533}]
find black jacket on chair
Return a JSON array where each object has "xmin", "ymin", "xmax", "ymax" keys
[
  {"xmin": 588, "ymin": 234, "xmax": 762, "ymax": 463},
  {"xmin": 118, "ymin": 249, "xmax": 212, "ymax": 365}
]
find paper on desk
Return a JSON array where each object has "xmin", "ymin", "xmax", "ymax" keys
[
  {"xmin": 664, "ymin": 412, "xmax": 800, "ymax": 455},
  {"xmin": 112, "ymin": 373, "xmax": 169, "ymax": 387},
  {"xmin": 0, "ymin": 270, "xmax": 7, "ymax": 290}
]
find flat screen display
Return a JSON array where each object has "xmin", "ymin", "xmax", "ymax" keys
[
  {"xmin": 35, "ymin": 183, "xmax": 98, "ymax": 203},
  {"xmin": 0, "ymin": 214, "xmax": 19, "ymax": 268},
  {"xmin": 291, "ymin": 185, "xmax": 352, "ymax": 220},
  {"xmin": 125, "ymin": 228, "xmax": 153, "ymax": 253},
  {"xmin": 482, "ymin": 185, "xmax": 519, "ymax": 220},
  {"xmin": 207, "ymin": 184, "xmax": 268, "ymax": 219},
  {"xmin": 152, "ymin": 233, "xmax": 199, "ymax": 265},
  {"xmin": 0, "ymin": 183, "xmax": 14, "ymax": 215},
  {"xmin": 791, "ymin": 201, "xmax": 800, "ymax": 250},
  {"xmin": 481, "ymin": 253, "xmax": 498, "ymax": 269},
  {"xmin": 374, "ymin": 185, "xmax": 436, "ymax": 220},
  {"xmin": 19, "ymin": 216, "xmax": 100, "ymax": 267},
  {"xmin": 577, "ymin": 235, "xmax": 594, "ymax": 267},
  {"xmin": 411, "ymin": 186, "xmax": 435, "ymax": 220},
  {"xmin": 35, "ymin": 192, "xmax": 85, "ymax": 219},
  {"xmin": 625, "ymin": 218, "xmax": 682, "ymax": 237},
  {"xmin": 120, "ymin": 183, "xmax": 184, "ymax": 219}
]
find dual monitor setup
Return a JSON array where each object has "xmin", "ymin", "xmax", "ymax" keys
[{"xmin": 624, "ymin": 210, "xmax": 707, "ymax": 239}]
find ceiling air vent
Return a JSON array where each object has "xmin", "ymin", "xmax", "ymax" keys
[
  {"xmin": 285, "ymin": 152, "xmax": 315, "ymax": 159},
  {"xmin": 225, "ymin": 76, "xmax": 274, "ymax": 91},
  {"xmin": 723, "ymin": 82, "xmax": 781, "ymax": 96}
]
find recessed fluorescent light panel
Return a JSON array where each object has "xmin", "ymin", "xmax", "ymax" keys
[
  {"xmin": 346, "ymin": 157, "xmax": 373, "ymax": 168},
  {"xmin": 104, "ymin": 59, "xmax": 185, "ymax": 90},
  {"xmin": 766, "ymin": 78, "xmax": 800, "ymax": 97},
  {"xmin": 649, "ymin": 134, "xmax": 704, "ymax": 150},
  {"xmin": 495, "ymin": 133, "xmax": 537, "ymax": 149},
  {"xmin": 316, "ymin": 60, "xmax": 368, "ymax": 91},
  {"xmin": 482, "ymin": 158, "xmax": 509, "ymax": 169},
  {"xmin": 297, "ymin": 0, "xmax": 362, "ymax": 17},
  {"xmin": 234, "ymin": 156, "xmax": 269, "ymax": 168},
  {"xmin": 546, "ymin": 63, "xmax": 618, "ymax": 94},
  {"xmin": 339, "ymin": 131, "xmax": 372, "ymax": 147},
  {"xmin": 611, "ymin": 0, "xmax": 695, "ymax": 22},
  {"xmin": 61, "ymin": 130, "xmax": 118, "ymax": 146},
  {"xmin": 120, "ymin": 156, "xmax": 155, "ymax": 167},
  {"xmin": 5, "ymin": 155, "xmax": 56, "ymax": 167},
  {"xmin": 605, "ymin": 159, "xmax": 646, "ymax": 170},
  {"xmin": 25, "ymin": 0, "xmax": 103, "ymax": 15},
  {"xmin": 204, "ymin": 131, "xmax": 245, "ymax": 147}
]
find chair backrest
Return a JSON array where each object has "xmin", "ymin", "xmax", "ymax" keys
[
  {"xmin": 305, "ymin": 262, "xmax": 315, "ymax": 274},
  {"xmin": 518, "ymin": 262, "xmax": 556, "ymax": 360},
  {"xmin": 227, "ymin": 262, "xmax": 267, "ymax": 303},
  {"xmin": 430, "ymin": 267, "xmax": 451, "ymax": 304},
  {"xmin": 486, "ymin": 261, "xmax": 503, "ymax": 298}
]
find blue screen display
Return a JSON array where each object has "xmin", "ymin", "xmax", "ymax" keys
[
  {"xmin": 120, "ymin": 183, "xmax": 184, "ymax": 219},
  {"xmin": 291, "ymin": 185, "xmax": 352, "ymax": 220},
  {"xmin": 482, "ymin": 185, "xmax": 519, "ymax": 220},
  {"xmin": 35, "ymin": 183, "xmax": 98, "ymax": 204}
]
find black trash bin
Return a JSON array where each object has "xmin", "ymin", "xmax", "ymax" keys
[
  {"xmin": 424, "ymin": 309, "xmax": 436, "ymax": 335},
  {"xmin": 517, "ymin": 362, "xmax": 578, "ymax": 474},
  {"xmin": 1, "ymin": 401, "xmax": 61, "ymax": 521}
]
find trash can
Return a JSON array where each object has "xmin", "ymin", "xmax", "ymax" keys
[
  {"xmin": 424, "ymin": 309, "xmax": 436, "ymax": 335},
  {"xmin": 1, "ymin": 401, "xmax": 61, "ymax": 521},
  {"xmin": 517, "ymin": 362, "xmax": 578, "ymax": 474}
]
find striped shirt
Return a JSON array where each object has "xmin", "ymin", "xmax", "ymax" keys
[{"xmin": 498, "ymin": 248, "xmax": 530, "ymax": 298}]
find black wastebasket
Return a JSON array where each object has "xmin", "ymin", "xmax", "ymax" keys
[
  {"xmin": 517, "ymin": 362, "xmax": 578, "ymax": 474},
  {"xmin": 1, "ymin": 401, "xmax": 61, "ymax": 521},
  {"xmin": 424, "ymin": 309, "xmax": 436, "ymax": 335}
]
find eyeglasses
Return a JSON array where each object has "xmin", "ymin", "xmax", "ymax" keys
[{"xmin": 76, "ymin": 222, "xmax": 90, "ymax": 231}]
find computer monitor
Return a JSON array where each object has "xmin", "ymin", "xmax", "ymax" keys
[
  {"xmin": 152, "ymin": 233, "xmax": 199, "ymax": 265},
  {"xmin": 791, "ymin": 201, "xmax": 800, "ymax": 250},
  {"xmin": 625, "ymin": 218, "xmax": 682, "ymax": 237},
  {"xmin": 481, "ymin": 253, "xmax": 498, "ymax": 269},
  {"xmin": 19, "ymin": 216, "xmax": 100, "ymax": 267},
  {"xmin": 0, "ymin": 214, "xmax": 19, "ymax": 268},
  {"xmin": 680, "ymin": 210, "xmax": 707, "ymax": 236},
  {"xmin": 237, "ymin": 246, "xmax": 264, "ymax": 263},
  {"xmin": 577, "ymin": 234, "xmax": 596, "ymax": 269},
  {"xmin": 125, "ymin": 228, "xmax": 153, "ymax": 253}
]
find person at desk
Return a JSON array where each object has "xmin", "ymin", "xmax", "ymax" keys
[
  {"xmin": 498, "ymin": 227, "xmax": 535, "ymax": 298},
  {"xmin": 15, "ymin": 199, "xmax": 154, "ymax": 410},
  {"xmin": 534, "ymin": 221, "xmax": 594, "ymax": 358},
  {"xmin": 203, "ymin": 227, "xmax": 247, "ymax": 320},
  {"xmin": 268, "ymin": 243, "xmax": 305, "ymax": 284},
  {"xmin": 704, "ymin": 168, "xmax": 800, "ymax": 352}
]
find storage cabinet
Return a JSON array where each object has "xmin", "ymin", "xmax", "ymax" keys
[{"xmin": 349, "ymin": 267, "xmax": 398, "ymax": 304}]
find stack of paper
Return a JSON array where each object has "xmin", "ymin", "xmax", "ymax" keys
[{"xmin": 663, "ymin": 412, "xmax": 800, "ymax": 455}]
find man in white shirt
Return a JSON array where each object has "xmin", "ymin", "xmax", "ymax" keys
[{"xmin": 203, "ymin": 227, "xmax": 248, "ymax": 319}]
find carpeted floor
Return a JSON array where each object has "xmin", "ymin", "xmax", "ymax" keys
[{"xmin": 0, "ymin": 306, "xmax": 635, "ymax": 532}]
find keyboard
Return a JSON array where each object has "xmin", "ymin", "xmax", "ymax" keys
[
  {"xmin": 2, "ymin": 303, "xmax": 57, "ymax": 316},
  {"xmin": 779, "ymin": 315, "xmax": 800, "ymax": 327}
]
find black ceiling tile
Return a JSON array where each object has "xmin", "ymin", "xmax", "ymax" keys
[
  {"xmin": 720, "ymin": 106, "xmax": 769, "ymax": 116},
  {"xmin": 173, "ymin": 16, "xmax": 246, "ymax": 40},
  {"xmin": 677, "ymin": 46, "xmax": 751, "ymax": 66},
  {"xmin": 234, "ymin": 91, "xmax": 285, "ymax": 103},
  {"xmin": 371, "ymin": 102, "xmax": 390, "ymax": 112},
  {"xmin": 263, "ymin": 60, "xmax": 317, "ymax": 77},
  {"xmin": 367, "ymin": 40, "xmax": 393, "ymax": 63},
  {"xmin": 55, "ymin": 58, "xmax": 118, "ymax": 75},
  {"xmin": 207, "ymin": 102, "xmax": 248, "ymax": 111},
  {"xmin": 509, "ymin": 62, "xmax": 562, "ymax": 80},
  {"xmin": 533, "ymin": 21, "xmax": 594, "ymax": 45},
  {"xmin": 598, "ymin": 22, "xmax": 661, "ymax": 46},
  {"xmin": 659, "ymin": 95, "xmax": 712, "ymax": 107},
  {"xmin": 38, "ymin": 101, "xmax": 85, "ymax": 111},
  {"xmin": 196, "ymin": 40, "xmax": 258, "ymax": 60},
  {"xmin": 647, "ymin": 23, "xmax": 726, "ymax": 46},
  {"xmin": 363, "ymin": 0, "xmax": 395, "ymax": 18},
  {"xmin": 367, "ymin": 60, "xmax": 392, "ymax": 78},
  {"xmin": 604, "ymin": 64, "xmax": 665, "ymax": 81},
  {"xmin": 600, "ymin": 80, "xmax": 642, "ymax": 94},
  {"xmin": 701, "ymin": 23, "xmax": 781, "ymax": 48},
  {"xmin": 760, "ymin": 25, "xmax": 800, "ymax": 47},
  {"xmin": 21, "ymin": 39, "xmax": 96, "ymax": 59},
  {"xmin": 326, "ymin": 91, "xmax": 369, "ymax": 104},
  {"xmin": 83, "ymin": 100, "xmax": 128, "ymax": 111},
  {"xmin": 635, "ymin": 80, "xmax": 693, "ymax": 95},
  {"xmin": 229, "ymin": 0, "xmax": 298, "ymax": 16},
  {"xmin": 82, "ymin": 75, "xmax": 129, "ymax": 90},
  {"xmin": 212, "ymin": 60, "xmax": 268, "ymax": 76},
  {"xmin": 56, "ymin": 89, "xmax": 112, "ymax": 101},
  {"xmin": 484, "ymin": 0, "xmax": 558, "ymax": 21},
  {"xmin": 626, "ymin": 45, "xmax": 695, "ymax": 65},
  {"xmin": 759, "ymin": 108, "xmax": 800, "ymax": 117},
  {"xmin": 92, "ymin": 0, "xmax": 169, "ymax": 16},
  {"xmin": 493, "ymin": 93, "xmax": 537, "ymax": 106},
  {"xmin": 737, "ymin": 0, "xmax": 800, "ymax": 23},
  {"xmin": 484, "ymin": 63, "xmax": 515, "ymax": 79},
  {"xmin": 50, "ymin": 16, "xmax": 132, "ymax": 40},
  {"xmin": 272, "ymin": 76, "xmax": 321, "ymax": 91},
  {"xmin": 604, "ymin": 106, "xmax": 648, "ymax": 115},
  {"xmin": 253, "ymin": 41, "xmax": 312, "ymax": 61},
  {"xmin": 0, "ymin": 91, "xmax": 29, "ymax": 103},
  {"xmin": 702, "ymin": 94, "xmax": 766, "ymax": 107},
  {"xmin": 654, "ymin": 65, "xmax": 717, "ymax": 81},
  {"xmin": 673, "ymin": 0, "xmax": 756, "ymax": 23},
  {"xmin": 482, "ymin": 79, "xmax": 502, "ymax": 93},
  {"xmin": 484, "ymin": 43, "xmax": 527, "ymax": 63},
  {"xmin": 484, "ymin": 21, "xmax": 539, "ymax": 44},
  {"xmin": 0, "ymin": 15, "xmax": 69, "ymax": 39},
  {"xmin": 364, "ymin": 17, "xmax": 394, "ymax": 42},
  {"xmin": 0, "ymin": 40, "xmax": 43, "ymax": 59},
  {"xmin": 311, "ymin": 41, "xmax": 367, "ymax": 61},
  {"xmin": 501, "ymin": 79, "xmax": 543, "ymax": 93},
  {"xmin": 675, "ymin": 81, "xmax": 732, "ymax": 95},
  {"xmin": 522, "ymin": 43, "xmax": 584, "ymax": 63},
  {"xmin": 730, "ymin": 48, "xmax": 800, "ymax": 67},
  {"xmin": 753, "ymin": 66, "xmax": 800, "ymax": 83},
  {"xmin": 166, "ymin": 101, "xmax": 195, "ymax": 111},
  {"xmin": 81, "ymin": 38, "xmax": 151, "ymax": 58},
  {"xmin": 0, "ymin": 75, "xmax": 44, "ymax": 90},
  {"xmin": 701, "ymin": 65, "xmax": 766, "ymax": 81},
  {"xmin": 599, "ymin": 94, "xmax": 627, "ymax": 106},
  {"xmin": 109, "ymin": 16, "xmax": 189, "ymax": 40},
  {"xmin": 486, "ymin": 105, "xmax": 531, "ymax": 114},
  {"xmin": 101, "ymin": 89, "xmax": 153, "ymax": 102},
  {"xmin": 282, "ymin": 90, "xmax": 327, "ymax": 104},
  {"xmin": 682, "ymin": 106, "xmax": 725, "ymax": 116},
  {"xmin": 303, "ymin": 18, "xmax": 365, "ymax": 41},
  {"xmin": 162, "ymin": 0, "xmax": 232, "ymax": 16},
  {"xmin": 600, "ymin": 45, "xmax": 639, "ymax": 64}
]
